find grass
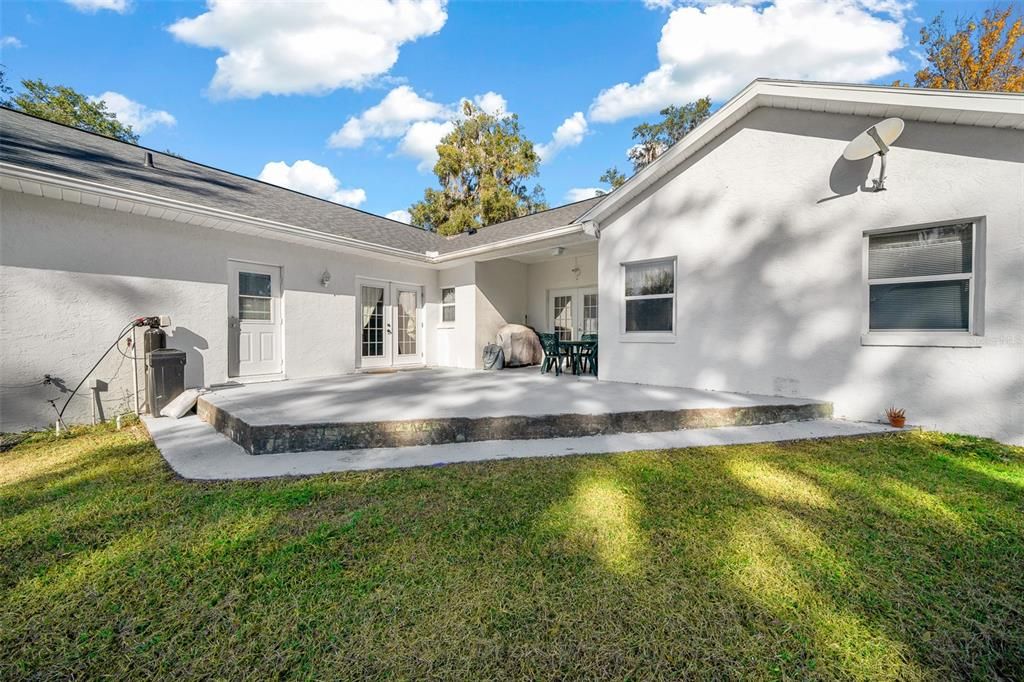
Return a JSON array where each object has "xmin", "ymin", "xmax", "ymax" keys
[{"xmin": 1, "ymin": 424, "xmax": 1022, "ymax": 680}]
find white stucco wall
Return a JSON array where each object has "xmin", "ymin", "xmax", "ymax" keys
[
  {"xmin": 435, "ymin": 263, "xmax": 478, "ymax": 369},
  {"xmin": 0, "ymin": 192, "xmax": 443, "ymax": 430},
  {"xmin": 474, "ymin": 259, "xmax": 527, "ymax": 367},
  {"xmin": 525, "ymin": 253, "xmax": 598, "ymax": 332},
  {"xmin": 597, "ymin": 107, "xmax": 1024, "ymax": 444}
]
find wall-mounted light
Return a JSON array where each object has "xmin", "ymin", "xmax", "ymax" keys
[
  {"xmin": 571, "ymin": 257, "xmax": 581, "ymax": 280},
  {"xmin": 320, "ymin": 270, "xmax": 332, "ymax": 288}
]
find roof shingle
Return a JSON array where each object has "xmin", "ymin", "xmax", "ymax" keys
[{"xmin": 0, "ymin": 108, "xmax": 602, "ymax": 256}]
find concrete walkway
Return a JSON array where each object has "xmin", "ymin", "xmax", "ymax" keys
[{"xmin": 144, "ymin": 414, "xmax": 902, "ymax": 481}]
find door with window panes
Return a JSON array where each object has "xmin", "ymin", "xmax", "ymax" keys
[
  {"xmin": 228, "ymin": 261, "xmax": 282, "ymax": 377},
  {"xmin": 549, "ymin": 287, "xmax": 598, "ymax": 341},
  {"xmin": 358, "ymin": 279, "xmax": 423, "ymax": 369}
]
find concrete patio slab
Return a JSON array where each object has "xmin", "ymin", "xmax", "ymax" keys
[
  {"xmin": 197, "ymin": 368, "xmax": 833, "ymax": 454},
  {"xmin": 144, "ymin": 413, "xmax": 903, "ymax": 481}
]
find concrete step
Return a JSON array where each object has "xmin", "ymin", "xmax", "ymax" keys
[
  {"xmin": 197, "ymin": 394, "xmax": 832, "ymax": 455},
  {"xmin": 145, "ymin": 415, "xmax": 904, "ymax": 481}
]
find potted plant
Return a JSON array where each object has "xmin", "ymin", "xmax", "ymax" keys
[{"xmin": 885, "ymin": 406, "xmax": 906, "ymax": 428}]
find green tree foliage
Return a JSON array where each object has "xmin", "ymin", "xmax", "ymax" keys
[
  {"xmin": 628, "ymin": 97, "xmax": 712, "ymax": 172},
  {"xmin": 8, "ymin": 77, "xmax": 139, "ymax": 143},
  {"xmin": 597, "ymin": 167, "xmax": 627, "ymax": 195},
  {"xmin": 0, "ymin": 67, "xmax": 13, "ymax": 107},
  {"xmin": 409, "ymin": 101, "xmax": 546, "ymax": 236}
]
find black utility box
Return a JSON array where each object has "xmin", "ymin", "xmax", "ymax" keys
[{"xmin": 146, "ymin": 348, "xmax": 186, "ymax": 415}]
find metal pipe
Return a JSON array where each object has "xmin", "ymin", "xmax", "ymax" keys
[
  {"xmin": 876, "ymin": 152, "xmax": 888, "ymax": 191},
  {"xmin": 132, "ymin": 326, "xmax": 141, "ymax": 415}
]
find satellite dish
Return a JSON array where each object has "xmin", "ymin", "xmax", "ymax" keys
[{"xmin": 843, "ymin": 117, "xmax": 904, "ymax": 191}]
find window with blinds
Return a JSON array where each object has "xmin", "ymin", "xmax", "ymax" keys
[{"xmin": 867, "ymin": 223, "xmax": 974, "ymax": 332}]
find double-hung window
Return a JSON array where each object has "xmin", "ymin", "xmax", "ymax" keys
[
  {"xmin": 441, "ymin": 287, "xmax": 456, "ymax": 324},
  {"xmin": 623, "ymin": 258, "xmax": 675, "ymax": 334},
  {"xmin": 866, "ymin": 222, "xmax": 976, "ymax": 335}
]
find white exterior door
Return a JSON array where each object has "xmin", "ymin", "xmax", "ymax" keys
[
  {"xmin": 549, "ymin": 287, "xmax": 598, "ymax": 340},
  {"xmin": 359, "ymin": 280, "xmax": 391, "ymax": 369},
  {"xmin": 392, "ymin": 285, "xmax": 422, "ymax": 367},
  {"xmin": 229, "ymin": 262, "xmax": 282, "ymax": 377},
  {"xmin": 358, "ymin": 280, "xmax": 423, "ymax": 369}
]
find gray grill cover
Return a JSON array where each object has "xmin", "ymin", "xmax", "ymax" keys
[{"xmin": 495, "ymin": 324, "xmax": 544, "ymax": 367}]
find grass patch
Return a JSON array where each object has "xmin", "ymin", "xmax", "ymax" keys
[{"xmin": 1, "ymin": 424, "xmax": 1022, "ymax": 679}]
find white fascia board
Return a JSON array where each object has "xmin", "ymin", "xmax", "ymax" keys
[
  {"xmin": 0, "ymin": 163, "xmax": 433, "ymax": 264},
  {"xmin": 431, "ymin": 223, "xmax": 589, "ymax": 263},
  {"xmin": 2, "ymin": 162, "xmax": 598, "ymax": 267},
  {"xmin": 579, "ymin": 79, "xmax": 1024, "ymax": 227}
]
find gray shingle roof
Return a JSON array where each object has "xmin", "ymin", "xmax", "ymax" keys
[
  {"xmin": 438, "ymin": 195, "xmax": 604, "ymax": 252},
  {"xmin": 0, "ymin": 108, "xmax": 602, "ymax": 257}
]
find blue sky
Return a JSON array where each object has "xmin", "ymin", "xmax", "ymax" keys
[{"xmin": 0, "ymin": 0, "xmax": 982, "ymax": 222}]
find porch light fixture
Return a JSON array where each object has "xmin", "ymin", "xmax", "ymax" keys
[
  {"xmin": 551, "ymin": 246, "xmax": 565, "ymax": 257},
  {"xmin": 320, "ymin": 270, "xmax": 332, "ymax": 288}
]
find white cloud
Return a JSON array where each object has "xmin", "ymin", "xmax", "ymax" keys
[
  {"xmin": 64, "ymin": 0, "xmax": 129, "ymax": 13},
  {"xmin": 398, "ymin": 119, "xmax": 455, "ymax": 171},
  {"xmin": 385, "ymin": 209, "xmax": 412, "ymax": 224},
  {"xmin": 1, "ymin": 36, "xmax": 23, "ymax": 48},
  {"xmin": 257, "ymin": 160, "xmax": 366, "ymax": 208},
  {"xmin": 589, "ymin": 0, "xmax": 906, "ymax": 123},
  {"xmin": 565, "ymin": 187, "xmax": 604, "ymax": 202},
  {"xmin": 168, "ymin": 0, "xmax": 447, "ymax": 99},
  {"xmin": 328, "ymin": 85, "xmax": 508, "ymax": 172},
  {"xmin": 536, "ymin": 112, "xmax": 588, "ymax": 163},
  {"xmin": 471, "ymin": 91, "xmax": 508, "ymax": 116},
  {"xmin": 90, "ymin": 92, "xmax": 176, "ymax": 134},
  {"xmin": 328, "ymin": 85, "xmax": 449, "ymax": 148},
  {"xmin": 643, "ymin": 0, "xmax": 677, "ymax": 9}
]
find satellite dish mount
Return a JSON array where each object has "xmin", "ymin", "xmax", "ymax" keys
[{"xmin": 842, "ymin": 118, "xmax": 905, "ymax": 192}]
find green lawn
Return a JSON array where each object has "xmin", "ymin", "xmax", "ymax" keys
[{"xmin": 1, "ymin": 424, "xmax": 1022, "ymax": 680}]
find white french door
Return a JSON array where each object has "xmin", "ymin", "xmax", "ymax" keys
[
  {"xmin": 228, "ymin": 261, "xmax": 283, "ymax": 377},
  {"xmin": 358, "ymin": 279, "xmax": 423, "ymax": 369},
  {"xmin": 549, "ymin": 287, "xmax": 598, "ymax": 341}
]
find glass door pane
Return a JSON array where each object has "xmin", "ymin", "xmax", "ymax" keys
[
  {"xmin": 361, "ymin": 285, "xmax": 386, "ymax": 358},
  {"xmin": 583, "ymin": 292, "xmax": 598, "ymax": 335},
  {"xmin": 396, "ymin": 289, "xmax": 418, "ymax": 357},
  {"xmin": 553, "ymin": 294, "xmax": 574, "ymax": 341}
]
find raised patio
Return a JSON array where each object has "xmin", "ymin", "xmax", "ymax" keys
[{"xmin": 198, "ymin": 368, "xmax": 832, "ymax": 455}]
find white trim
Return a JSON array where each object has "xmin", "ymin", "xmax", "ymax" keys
[
  {"xmin": 430, "ymin": 224, "xmax": 588, "ymax": 262},
  {"xmin": 439, "ymin": 286, "xmax": 456, "ymax": 328},
  {"xmin": 860, "ymin": 333, "xmax": 982, "ymax": 348},
  {"xmin": 620, "ymin": 257, "xmax": 677, "ymax": 342},
  {"xmin": 579, "ymin": 79, "xmax": 1024, "ymax": 227},
  {"xmin": 228, "ymin": 260, "xmax": 285, "ymax": 378},
  {"xmin": 354, "ymin": 277, "xmax": 427, "ymax": 369},
  {"xmin": 0, "ymin": 162, "xmax": 594, "ymax": 265},
  {"xmin": 0, "ymin": 163, "xmax": 432, "ymax": 263},
  {"xmin": 861, "ymin": 219, "xmax": 982, "ymax": 342}
]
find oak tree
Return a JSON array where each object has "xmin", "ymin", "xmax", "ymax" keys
[
  {"xmin": 409, "ymin": 101, "xmax": 546, "ymax": 236},
  {"xmin": 9, "ymin": 77, "xmax": 139, "ymax": 143}
]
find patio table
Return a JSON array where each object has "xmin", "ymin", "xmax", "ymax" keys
[{"xmin": 559, "ymin": 339, "xmax": 597, "ymax": 376}]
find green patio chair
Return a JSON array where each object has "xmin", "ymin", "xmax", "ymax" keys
[
  {"xmin": 537, "ymin": 332, "xmax": 563, "ymax": 376},
  {"xmin": 579, "ymin": 333, "xmax": 598, "ymax": 376}
]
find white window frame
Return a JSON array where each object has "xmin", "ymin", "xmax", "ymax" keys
[
  {"xmin": 861, "ymin": 218, "xmax": 985, "ymax": 348},
  {"xmin": 620, "ymin": 256, "xmax": 677, "ymax": 343},
  {"xmin": 440, "ymin": 287, "xmax": 456, "ymax": 328}
]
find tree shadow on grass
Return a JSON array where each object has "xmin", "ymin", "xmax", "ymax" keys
[{"xmin": 2, "ymin": 429, "xmax": 1022, "ymax": 679}]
